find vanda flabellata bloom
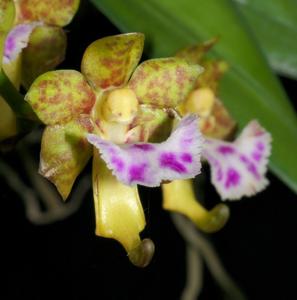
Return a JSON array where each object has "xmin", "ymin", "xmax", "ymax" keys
[
  {"xmin": 25, "ymin": 33, "xmax": 208, "ymax": 266},
  {"xmin": 162, "ymin": 39, "xmax": 272, "ymax": 228},
  {"xmin": 0, "ymin": 0, "xmax": 79, "ymax": 141}
]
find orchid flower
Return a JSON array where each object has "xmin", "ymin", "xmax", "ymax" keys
[
  {"xmin": 0, "ymin": 0, "xmax": 79, "ymax": 141},
  {"xmin": 162, "ymin": 39, "xmax": 272, "ymax": 230},
  {"xmin": 25, "ymin": 33, "xmax": 204, "ymax": 266}
]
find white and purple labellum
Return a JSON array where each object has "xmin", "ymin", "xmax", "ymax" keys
[
  {"xmin": 203, "ymin": 120, "xmax": 272, "ymax": 200},
  {"xmin": 87, "ymin": 114, "xmax": 203, "ymax": 187},
  {"xmin": 3, "ymin": 22, "xmax": 42, "ymax": 65}
]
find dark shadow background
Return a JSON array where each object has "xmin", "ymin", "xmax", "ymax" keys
[{"xmin": 1, "ymin": 1, "xmax": 297, "ymax": 299}]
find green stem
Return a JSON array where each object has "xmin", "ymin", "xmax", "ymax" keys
[
  {"xmin": 0, "ymin": 69, "xmax": 38, "ymax": 121},
  {"xmin": 171, "ymin": 213, "xmax": 247, "ymax": 300}
]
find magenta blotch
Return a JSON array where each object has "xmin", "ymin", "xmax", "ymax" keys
[
  {"xmin": 129, "ymin": 164, "xmax": 147, "ymax": 182},
  {"xmin": 225, "ymin": 168, "xmax": 240, "ymax": 189},
  {"xmin": 247, "ymin": 164, "xmax": 260, "ymax": 180},
  {"xmin": 159, "ymin": 152, "xmax": 187, "ymax": 173},
  {"xmin": 216, "ymin": 167, "xmax": 223, "ymax": 181},
  {"xmin": 217, "ymin": 145, "xmax": 235, "ymax": 155},
  {"xmin": 252, "ymin": 152, "xmax": 262, "ymax": 162},
  {"xmin": 239, "ymin": 155, "xmax": 248, "ymax": 163},
  {"xmin": 240, "ymin": 155, "xmax": 260, "ymax": 179},
  {"xmin": 132, "ymin": 144, "xmax": 155, "ymax": 151},
  {"xmin": 111, "ymin": 157, "xmax": 125, "ymax": 172},
  {"xmin": 5, "ymin": 38, "xmax": 15, "ymax": 52},
  {"xmin": 256, "ymin": 142, "xmax": 265, "ymax": 151},
  {"xmin": 180, "ymin": 153, "xmax": 192, "ymax": 163}
]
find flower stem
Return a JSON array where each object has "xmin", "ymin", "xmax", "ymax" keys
[
  {"xmin": 0, "ymin": 137, "xmax": 90, "ymax": 224},
  {"xmin": 0, "ymin": 69, "xmax": 38, "ymax": 121},
  {"xmin": 171, "ymin": 213, "xmax": 247, "ymax": 300},
  {"xmin": 182, "ymin": 243, "xmax": 203, "ymax": 300}
]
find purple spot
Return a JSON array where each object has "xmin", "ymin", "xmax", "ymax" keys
[
  {"xmin": 216, "ymin": 167, "xmax": 223, "ymax": 181},
  {"xmin": 217, "ymin": 145, "xmax": 235, "ymax": 155},
  {"xmin": 132, "ymin": 144, "xmax": 155, "ymax": 151},
  {"xmin": 180, "ymin": 153, "xmax": 192, "ymax": 163},
  {"xmin": 129, "ymin": 164, "xmax": 147, "ymax": 182},
  {"xmin": 256, "ymin": 142, "xmax": 265, "ymax": 151},
  {"xmin": 4, "ymin": 24, "xmax": 37, "ymax": 62},
  {"xmin": 240, "ymin": 155, "xmax": 260, "ymax": 179},
  {"xmin": 160, "ymin": 152, "xmax": 187, "ymax": 173},
  {"xmin": 108, "ymin": 147, "xmax": 117, "ymax": 155},
  {"xmin": 252, "ymin": 151, "xmax": 262, "ymax": 162},
  {"xmin": 240, "ymin": 155, "xmax": 248, "ymax": 163},
  {"xmin": 182, "ymin": 137, "xmax": 193, "ymax": 146},
  {"xmin": 5, "ymin": 38, "xmax": 15, "ymax": 52},
  {"xmin": 111, "ymin": 157, "xmax": 125, "ymax": 172},
  {"xmin": 247, "ymin": 164, "xmax": 260, "ymax": 180},
  {"xmin": 225, "ymin": 168, "xmax": 240, "ymax": 189}
]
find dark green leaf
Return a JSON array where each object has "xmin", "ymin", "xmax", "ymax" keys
[{"xmin": 234, "ymin": 0, "xmax": 297, "ymax": 79}]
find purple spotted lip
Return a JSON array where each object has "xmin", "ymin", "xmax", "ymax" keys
[{"xmin": 87, "ymin": 114, "xmax": 203, "ymax": 187}]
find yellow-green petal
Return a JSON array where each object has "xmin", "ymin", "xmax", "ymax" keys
[
  {"xmin": 81, "ymin": 33, "xmax": 144, "ymax": 91},
  {"xmin": 196, "ymin": 60, "xmax": 228, "ymax": 95},
  {"xmin": 162, "ymin": 179, "xmax": 230, "ymax": 233},
  {"xmin": 3, "ymin": 52, "xmax": 22, "ymax": 88},
  {"xmin": 25, "ymin": 70, "xmax": 96, "ymax": 125},
  {"xmin": 128, "ymin": 58, "xmax": 202, "ymax": 108},
  {"xmin": 199, "ymin": 98, "xmax": 236, "ymax": 140},
  {"xmin": 175, "ymin": 38, "xmax": 218, "ymax": 64},
  {"xmin": 0, "ymin": 0, "xmax": 15, "ymax": 68},
  {"xmin": 0, "ymin": 96, "xmax": 17, "ymax": 141},
  {"xmin": 92, "ymin": 151, "xmax": 153, "ymax": 267},
  {"xmin": 16, "ymin": 0, "xmax": 80, "ymax": 27},
  {"xmin": 176, "ymin": 40, "xmax": 228, "ymax": 94},
  {"xmin": 40, "ymin": 117, "xmax": 92, "ymax": 200},
  {"xmin": 0, "ymin": 54, "xmax": 22, "ymax": 141},
  {"xmin": 0, "ymin": 0, "xmax": 15, "ymax": 30},
  {"xmin": 22, "ymin": 25, "xmax": 67, "ymax": 89}
]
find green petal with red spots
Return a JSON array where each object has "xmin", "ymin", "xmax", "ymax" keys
[
  {"xmin": 0, "ymin": 0, "xmax": 15, "ymax": 34},
  {"xmin": 0, "ymin": 0, "xmax": 15, "ymax": 68},
  {"xmin": 25, "ymin": 70, "xmax": 96, "ymax": 125},
  {"xmin": 81, "ymin": 33, "xmax": 144, "ymax": 91},
  {"xmin": 22, "ymin": 25, "xmax": 67, "ymax": 89},
  {"xmin": 16, "ymin": 0, "xmax": 80, "ymax": 26},
  {"xmin": 128, "ymin": 58, "xmax": 203, "ymax": 108},
  {"xmin": 196, "ymin": 60, "xmax": 228, "ymax": 94},
  {"xmin": 176, "ymin": 40, "xmax": 228, "ymax": 94},
  {"xmin": 40, "ymin": 117, "xmax": 93, "ymax": 200},
  {"xmin": 175, "ymin": 38, "xmax": 218, "ymax": 64},
  {"xmin": 128, "ymin": 105, "xmax": 172, "ymax": 143}
]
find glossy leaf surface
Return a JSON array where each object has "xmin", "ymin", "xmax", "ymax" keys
[{"xmin": 234, "ymin": 0, "xmax": 297, "ymax": 79}]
